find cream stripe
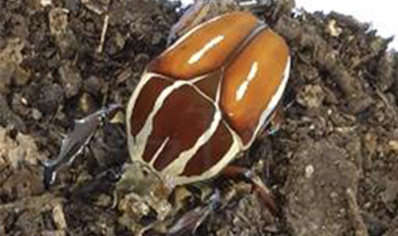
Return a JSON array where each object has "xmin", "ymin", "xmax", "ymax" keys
[
  {"xmin": 190, "ymin": 73, "xmax": 221, "ymax": 105},
  {"xmin": 236, "ymin": 61, "xmax": 259, "ymax": 101},
  {"xmin": 126, "ymin": 72, "xmax": 172, "ymax": 141},
  {"xmin": 188, "ymin": 35, "xmax": 225, "ymax": 64},
  {"xmin": 161, "ymin": 106, "xmax": 222, "ymax": 177},
  {"xmin": 129, "ymin": 80, "xmax": 189, "ymax": 164},
  {"xmin": 170, "ymin": 121, "xmax": 241, "ymax": 185},
  {"xmin": 149, "ymin": 137, "xmax": 170, "ymax": 166},
  {"xmin": 126, "ymin": 72, "xmax": 152, "ymax": 139},
  {"xmin": 126, "ymin": 72, "xmax": 155, "ymax": 161},
  {"xmin": 244, "ymin": 56, "xmax": 291, "ymax": 149}
]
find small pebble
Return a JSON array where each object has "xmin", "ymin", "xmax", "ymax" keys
[
  {"xmin": 305, "ymin": 165, "xmax": 314, "ymax": 178},
  {"xmin": 296, "ymin": 84, "xmax": 325, "ymax": 109},
  {"xmin": 388, "ymin": 140, "xmax": 398, "ymax": 151},
  {"xmin": 32, "ymin": 109, "xmax": 42, "ymax": 120}
]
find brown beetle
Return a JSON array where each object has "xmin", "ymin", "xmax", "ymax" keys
[
  {"xmin": 118, "ymin": 10, "xmax": 290, "ymax": 220},
  {"xmin": 43, "ymin": 6, "xmax": 290, "ymax": 235}
]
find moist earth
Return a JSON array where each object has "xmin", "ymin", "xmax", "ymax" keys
[{"xmin": 0, "ymin": 0, "xmax": 397, "ymax": 236}]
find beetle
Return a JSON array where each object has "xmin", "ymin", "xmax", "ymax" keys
[
  {"xmin": 42, "ymin": 6, "xmax": 290, "ymax": 234},
  {"xmin": 117, "ymin": 10, "xmax": 290, "ymax": 221}
]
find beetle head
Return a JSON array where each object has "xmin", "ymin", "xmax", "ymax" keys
[
  {"xmin": 116, "ymin": 162, "xmax": 175, "ymax": 221},
  {"xmin": 116, "ymin": 162, "xmax": 175, "ymax": 200}
]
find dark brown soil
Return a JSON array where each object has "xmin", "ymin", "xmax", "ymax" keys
[{"xmin": 0, "ymin": 0, "xmax": 397, "ymax": 236}]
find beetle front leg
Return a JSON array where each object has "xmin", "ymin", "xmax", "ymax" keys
[
  {"xmin": 42, "ymin": 104, "xmax": 123, "ymax": 188},
  {"xmin": 167, "ymin": 0, "xmax": 206, "ymax": 45},
  {"xmin": 222, "ymin": 165, "xmax": 277, "ymax": 214}
]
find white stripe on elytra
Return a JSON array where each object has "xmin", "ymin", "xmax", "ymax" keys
[
  {"xmin": 244, "ymin": 56, "xmax": 291, "ymax": 149},
  {"xmin": 126, "ymin": 72, "xmax": 152, "ymax": 135},
  {"xmin": 189, "ymin": 72, "xmax": 223, "ymax": 104},
  {"xmin": 215, "ymin": 74, "xmax": 222, "ymax": 104},
  {"xmin": 171, "ymin": 120, "xmax": 241, "ymax": 185},
  {"xmin": 126, "ymin": 72, "xmax": 173, "ymax": 142},
  {"xmin": 236, "ymin": 61, "xmax": 259, "ymax": 101},
  {"xmin": 149, "ymin": 137, "xmax": 170, "ymax": 166},
  {"xmin": 190, "ymin": 74, "xmax": 241, "ymax": 147},
  {"xmin": 127, "ymin": 72, "xmax": 154, "ymax": 151},
  {"xmin": 129, "ymin": 80, "xmax": 190, "ymax": 164},
  {"xmin": 188, "ymin": 35, "xmax": 225, "ymax": 65},
  {"xmin": 161, "ymin": 106, "xmax": 222, "ymax": 177},
  {"xmin": 127, "ymin": 72, "xmax": 173, "ymax": 164}
]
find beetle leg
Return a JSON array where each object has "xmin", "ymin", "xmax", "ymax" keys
[
  {"xmin": 167, "ymin": 0, "xmax": 207, "ymax": 45},
  {"xmin": 71, "ymin": 165, "xmax": 122, "ymax": 199},
  {"xmin": 166, "ymin": 189, "xmax": 221, "ymax": 236},
  {"xmin": 42, "ymin": 104, "xmax": 123, "ymax": 188},
  {"xmin": 167, "ymin": 0, "xmax": 240, "ymax": 45},
  {"xmin": 86, "ymin": 142, "xmax": 102, "ymax": 166},
  {"xmin": 222, "ymin": 165, "xmax": 277, "ymax": 214}
]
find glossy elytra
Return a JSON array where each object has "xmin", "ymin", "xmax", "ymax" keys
[{"xmin": 123, "ymin": 10, "xmax": 290, "ymax": 189}]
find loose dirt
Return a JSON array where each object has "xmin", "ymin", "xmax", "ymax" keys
[{"xmin": 1, "ymin": 0, "xmax": 397, "ymax": 236}]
